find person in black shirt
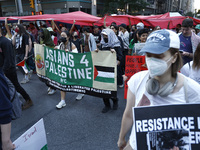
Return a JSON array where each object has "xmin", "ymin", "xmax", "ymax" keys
[
  {"xmin": 12, "ymin": 24, "xmax": 30, "ymax": 84},
  {"xmin": 72, "ymin": 31, "xmax": 83, "ymax": 53},
  {"xmin": 92, "ymin": 25, "xmax": 101, "ymax": 49},
  {"xmin": 1, "ymin": 27, "xmax": 33, "ymax": 110},
  {"xmin": 0, "ymin": 27, "xmax": 16, "ymax": 150}
]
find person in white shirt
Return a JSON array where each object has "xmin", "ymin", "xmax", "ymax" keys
[
  {"xmin": 117, "ymin": 29, "xmax": 200, "ymax": 150},
  {"xmin": 181, "ymin": 43, "xmax": 200, "ymax": 84}
]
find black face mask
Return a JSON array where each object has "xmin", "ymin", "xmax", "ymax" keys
[
  {"xmin": 60, "ymin": 37, "xmax": 67, "ymax": 43},
  {"xmin": 104, "ymin": 38, "xmax": 108, "ymax": 43}
]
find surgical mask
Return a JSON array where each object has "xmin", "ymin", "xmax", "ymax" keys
[{"xmin": 146, "ymin": 56, "xmax": 173, "ymax": 77}]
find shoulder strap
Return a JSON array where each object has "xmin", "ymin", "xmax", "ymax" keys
[
  {"xmin": 188, "ymin": 62, "xmax": 191, "ymax": 69},
  {"xmin": 183, "ymin": 77, "xmax": 189, "ymax": 103},
  {"xmin": 70, "ymin": 41, "xmax": 72, "ymax": 52}
]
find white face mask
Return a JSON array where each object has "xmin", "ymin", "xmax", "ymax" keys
[{"xmin": 146, "ymin": 56, "xmax": 173, "ymax": 78}]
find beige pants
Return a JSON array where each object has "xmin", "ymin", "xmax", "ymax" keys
[{"xmin": 123, "ymin": 141, "xmax": 133, "ymax": 150}]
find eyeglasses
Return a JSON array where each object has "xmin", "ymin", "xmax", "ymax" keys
[{"xmin": 111, "ymin": 28, "xmax": 115, "ymax": 30}]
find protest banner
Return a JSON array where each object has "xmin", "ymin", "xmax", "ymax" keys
[
  {"xmin": 133, "ymin": 104, "xmax": 200, "ymax": 150},
  {"xmin": 124, "ymin": 56, "xmax": 147, "ymax": 99},
  {"xmin": 13, "ymin": 118, "xmax": 48, "ymax": 150},
  {"xmin": 34, "ymin": 44, "xmax": 117, "ymax": 98}
]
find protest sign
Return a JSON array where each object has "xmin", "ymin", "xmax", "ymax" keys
[
  {"xmin": 13, "ymin": 118, "xmax": 47, "ymax": 150},
  {"xmin": 34, "ymin": 44, "xmax": 117, "ymax": 98},
  {"xmin": 124, "ymin": 56, "xmax": 147, "ymax": 99},
  {"xmin": 133, "ymin": 104, "xmax": 200, "ymax": 150}
]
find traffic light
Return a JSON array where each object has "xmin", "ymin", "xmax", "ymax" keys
[
  {"xmin": 30, "ymin": 0, "xmax": 35, "ymax": 9},
  {"xmin": 31, "ymin": 11, "xmax": 35, "ymax": 15},
  {"xmin": 39, "ymin": 11, "xmax": 43, "ymax": 15}
]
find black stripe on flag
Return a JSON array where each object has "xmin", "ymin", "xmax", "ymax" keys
[{"xmin": 95, "ymin": 66, "xmax": 114, "ymax": 73}]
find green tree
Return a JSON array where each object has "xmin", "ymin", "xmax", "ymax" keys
[
  {"xmin": 103, "ymin": 0, "xmax": 148, "ymax": 15},
  {"xmin": 185, "ymin": 11, "xmax": 194, "ymax": 17}
]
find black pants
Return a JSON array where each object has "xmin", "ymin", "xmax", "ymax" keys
[
  {"xmin": 121, "ymin": 49, "xmax": 129, "ymax": 75},
  {"xmin": 103, "ymin": 98, "xmax": 118, "ymax": 107},
  {"xmin": 5, "ymin": 71, "xmax": 31, "ymax": 101},
  {"xmin": 0, "ymin": 129, "xmax": 1, "ymax": 150},
  {"xmin": 117, "ymin": 64, "xmax": 123, "ymax": 85}
]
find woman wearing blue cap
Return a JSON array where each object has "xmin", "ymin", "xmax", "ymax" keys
[{"xmin": 117, "ymin": 29, "xmax": 200, "ymax": 150}]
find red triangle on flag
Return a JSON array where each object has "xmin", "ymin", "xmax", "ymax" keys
[
  {"xmin": 16, "ymin": 60, "xmax": 25, "ymax": 67},
  {"xmin": 94, "ymin": 66, "xmax": 98, "ymax": 80}
]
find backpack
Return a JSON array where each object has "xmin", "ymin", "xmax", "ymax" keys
[{"xmin": 5, "ymin": 77, "xmax": 22, "ymax": 120}]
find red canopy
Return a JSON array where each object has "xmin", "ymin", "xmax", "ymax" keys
[
  {"xmin": 0, "ymin": 11, "xmax": 101, "ymax": 26},
  {"xmin": 95, "ymin": 12, "xmax": 188, "ymax": 29}
]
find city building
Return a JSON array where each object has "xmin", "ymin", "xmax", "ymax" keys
[
  {"xmin": 0, "ymin": 0, "xmax": 195, "ymax": 17},
  {"xmin": 1, "ymin": 0, "xmax": 104, "ymax": 16},
  {"xmin": 142, "ymin": 0, "xmax": 195, "ymax": 15}
]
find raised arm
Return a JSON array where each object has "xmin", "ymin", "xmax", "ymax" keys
[
  {"xmin": 104, "ymin": 16, "xmax": 107, "ymax": 28},
  {"xmin": 51, "ymin": 20, "xmax": 61, "ymax": 34},
  {"xmin": 129, "ymin": 18, "xmax": 131, "ymax": 31},
  {"xmin": 5, "ymin": 18, "xmax": 12, "ymax": 38},
  {"xmin": 69, "ymin": 20, "xmax": 76, "ymax": 35}
]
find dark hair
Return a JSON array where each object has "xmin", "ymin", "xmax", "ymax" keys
[
  {"xmin": 169, "ymin": 48, "xmax": 183, "ymax": 77},
  {"xmin": 0, "ymin": 26, "xmax": 7, "ymax": 36},
  {"xmin": 111, "ymin": 22, "xmax": 116, "ymax": 26},
  {"xmin": 138, "ymin": 28, "xmax": 149, "ymax": 37},
  {"xmin": 193, "ymin": 43, "xmax": 200, "ymax": 70},
  {"xmin": 17, "ymin": 24, "xmax": 29, "ymax": 36},
  {"xmin": 62, "ymin": 30, "xmax": 70, "ymax": 37},
  {"xmin": 82, "ymin": 26, "xmax": 91, "ymax": 33},
  {"xmin": 132, "ymin": 29, "xmax": 141, "ymax": 43},
  {"xmin": 110, "ymin": 24, "xmax": 119, "ymax": 35},
  {"xmin": 93, "ymin": 25, "xmax": 99, "ymax": 29},
  {"xmin": 110, "ymin": 24, "xmax": 118, "ymax": 30},
  {"xmin": 182, "ymin": 18, "xmax": 193, "ymax": 28},
  {"xmin": 154, "ymin": 26, "xmax": 161, "ymax": 30},
  {"xmin": 119, "ymin": 23, "xmax": 127, "ymax": 29}
]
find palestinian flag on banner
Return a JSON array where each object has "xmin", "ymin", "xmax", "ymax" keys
[
  {"xmin": 16, "ymin": 60, "xmax": 30, "ymax": 74},
  {"xmin": 94, "ymin": 65, "xmax": 115, "ymax": 83}
]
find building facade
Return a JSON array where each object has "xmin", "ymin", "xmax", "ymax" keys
[
  {"xmin": 143, "ymin": 0, "xmax": 194, "ymax": 15},
  {"xmin": 0, "ymin": 0, "xmax": 195, "ymax": 17},
  {"xmin": 1, "ymin": 0, "xmax": 104, "ymax": 16}
]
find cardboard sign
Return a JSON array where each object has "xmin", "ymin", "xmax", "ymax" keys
[
  {"xmin": 133, "ymin": 104, "xmax": 200, "ymax": 150},
  {"xmin": 124, "ymin": 56, "xmax": 147, "ymax": 99},
  {"xmin": 13, "ymin": 118, "xmax": 48, "ymax": 150}
]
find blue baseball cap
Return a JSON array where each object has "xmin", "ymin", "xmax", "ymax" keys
[{"xmin": 140, "ymin": 29, "xmax": 180, "ymax": 54}]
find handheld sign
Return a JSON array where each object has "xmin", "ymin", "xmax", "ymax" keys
[
  {"xmin": 13, "ymin": 118, "xmax": 48, "ymax": 150},
  {"xmin": 133, "ymin": 104, "xmax": 200, "ymax": 150},
  {"xmin": 124, "ymin": 56, "xmax": 147, "ymax": 99}
]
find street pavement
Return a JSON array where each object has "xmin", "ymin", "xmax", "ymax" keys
[{"xmin": 11, "ymin": 70, "xmax": 128, "ymax": 150}]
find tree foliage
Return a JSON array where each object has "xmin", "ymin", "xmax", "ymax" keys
[
  {"xmin": 103, "ymin": 0, "xmax": 148, "ymax": 15},
  {"xmin": 185, "ymin": 11, "xmax": 194, "ymax": 17}
]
